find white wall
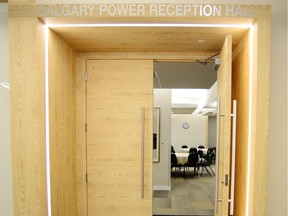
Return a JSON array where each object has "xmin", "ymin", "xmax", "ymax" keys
[
  {"xmin": 0, "ymin": 3, "xmax": 13, "ymax": 216},
  {"xmin": 153, "ymin": 89, "xmax": 171, "ymax": 190},
  {"xmin": 171, "ymin": 114, "xmax": 207, "ymax": 151},
  {"xmin": 208, "ymin": 116, "xmax": 217, "ymax": 148},
  {"xmin": 266, "ymin": 1, "xmax": 287, "ymax": 215}
]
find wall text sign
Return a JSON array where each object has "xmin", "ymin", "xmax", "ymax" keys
[{"xmin": 37, "ymin": 4, "xmax": 256, "ymax": 17}]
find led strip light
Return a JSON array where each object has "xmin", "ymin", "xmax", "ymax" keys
[
  {"xmin": 44, "ymin": 22, "xmax": 253, "ymax": 216},
  {"xmin": 45, "ymin": 25, "xmax": 52, "ymax": 216},
  {"xmin": 246, "ymin": 25, "xmax": 255, "ymax": 216},
  {"xmin": 46, "ymin": 23, "xmax": 252, "ymax": 28}
]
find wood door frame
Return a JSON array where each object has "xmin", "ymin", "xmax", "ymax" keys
[
  {"xmin": 9, "ymin": 4, "xmax": 271, "ymax": 216},
  {"xmin": 75, "ymin": 14, "xmax": 270, "ymax": 213}
]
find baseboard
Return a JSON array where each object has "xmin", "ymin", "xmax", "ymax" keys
[{"xmin": 153, "ymin": 186, "xmax": 171, "ymax": 191}]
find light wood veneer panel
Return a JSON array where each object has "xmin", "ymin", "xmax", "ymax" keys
[
  {"xmin": 76, "ymin": 56, "xmax": 87, "ymax": 216},
  {"xmin": 232, "ymin": 29, "xmax": 250, "ymax": 216},
  {"xmin": 86, "ymin": 60, "xmax": 153, "ymax": 216},
  {"xmin": 52, "ymin": 27, "xmax": 247, "ymax": 53},
  {"xmin": 9, "ymin": 17, "xmax": 47, "ymax": 216},
  {"xmin": 216, "ymin": 35, "xmax": 232, "ymax": 216},
  {"xmin": 48, "ymin": 29, "xmax": 77, "ymax": 216},
  {"xmin": 251, "ymin": 17, "xmax": 271, "ymax": 216},
  {"xmin": 77, "ymin": 52, "xmax": 219, "ymax": 62}
]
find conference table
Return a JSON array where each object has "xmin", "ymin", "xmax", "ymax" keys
[
  {"xmin": 175, "ymin": 153, "xmax": 189, "ymax": 164},
  {"xmin": 178, "ymin": 148, "xmax": 190, "ymax": 153},
  {"xmin": 178, "ymin": 148, "xmax": 208, "ymax": 155},
  {"xmin": 174, "ymin": 153, "xmax": 202, "ymax": 177},
  {"xmin": 197, "ymin": 148, "xmax": 208, "ymax": 155}
]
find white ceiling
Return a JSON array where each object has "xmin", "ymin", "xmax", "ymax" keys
[
  {"xmin": 154, "ymin": 61, "xmax": 217, "ymax": 89},
  {"xmin": 155, "ymin": 69, "xmax": 217, "ymax": 115},
  {"xmin": 171, "ymin": 89, "xmax": 209, "ymax": 105}
]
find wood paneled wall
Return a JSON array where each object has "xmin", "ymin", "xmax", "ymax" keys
[
  {"xmin": 48, "ymin": 29, "xmax": 77, "ymax": 216},
  {"xmin": 232, "ymin": 29, "xmax": 250, "ymax": 216},
  {"xmin": 232, "ymin": 16, "xmax": 271, "ymax": 216},
  {"xmin": 251, "ymin": 18, "xmax": 271, "ymax": 216},
  {"xmin": 9, "ymin": 17, "xmax": 47, "ymax": 216},
  {"xmin": 76, "ymin": 56, "xmax": 87, "ymax": 216}
]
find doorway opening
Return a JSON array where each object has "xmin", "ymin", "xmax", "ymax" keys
[
  {"xmin": 26, "ymin": 14, "xmax": 268, "ymax": 216},
  {"xmin": 152, "ymin": 61, "xmax": 218, "ymax": 216}
]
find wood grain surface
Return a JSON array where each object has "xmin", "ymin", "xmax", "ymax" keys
[
  {"xmin": 10, "ymin": 17, "xmax": 47, "ymax": 216},
  {"xmin": 250, "ymin": 17, "xmax": 271, "ymax": 216},
  {"xmin": 48, "ymin": 29, "xmax": 77, "ymax": 216},
  {"xmin": 232, "ymin": 29, "xmax": 250, "ymax": 216},
  {"xmin": 86, "ymin": 60, "xmax": 153, "ymax": 216},
  {"xmin": 216, "ymin": 35, "xmax": 232, "ymax": 216},
  {"xmin": 51, "ymin": 26, "xmax": 247, "ymax": 53}
]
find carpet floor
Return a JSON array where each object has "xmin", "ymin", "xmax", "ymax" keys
[{"xmin": 153, "ymin": 165, "xmax": 215, "ymax": 216}]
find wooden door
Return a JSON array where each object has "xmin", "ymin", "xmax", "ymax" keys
[
  {"xmin": 86, "ymin": 60, "xmax": 153, "ymax": 216},
  {"xmin": 215, "ymin": 35, "xmax": 233, "ymax": 216}
]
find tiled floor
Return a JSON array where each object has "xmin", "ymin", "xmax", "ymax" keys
[{"xmin": 153, "ymin": 166, "xmax": 215, "ymax": 216}]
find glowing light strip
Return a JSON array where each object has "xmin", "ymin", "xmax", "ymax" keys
[
  {"xmin": 45, "ymin": 26, "xmax": 52, "ymax": 216},
  {"xmin": 46, "ymin": 23, "xmax": 252, "ymax": 28},
  {"xmin": 42, "ymin": 22, "xmax": 253, "ymax": 215},
  {"xmin": 0, "ymin": 81, "xmax": 10, "ymax": 89},
  {"xmin": 246, "ymin": 25, "xmax": 254, "ymax": 216}
]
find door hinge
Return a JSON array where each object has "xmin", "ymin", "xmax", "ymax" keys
[
  {"xmin": 86, "ymin": 173, "xmax": 88, "ymax": 183},
  {"xmin": 85, "ymin": 123, "xmax": 87, "ymax": 133},
  {"xmin": 84, "ymin": 72, "xmax": 88, "ymax": 81}
]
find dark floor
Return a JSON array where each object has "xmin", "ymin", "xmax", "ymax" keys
[{"xmin": 153, "ymin": 165, "xmax": 215, "ymax": 216}]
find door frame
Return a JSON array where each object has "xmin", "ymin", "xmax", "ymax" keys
[
  {"xmin": 9, "ymin": 4, "xmax": 271, "ymax": 216},
  {"xmin": 75, "ymin": 15, "xmax": 270, "ymax": 213}
]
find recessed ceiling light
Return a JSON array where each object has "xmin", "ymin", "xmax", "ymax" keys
[{"xmin": 198, "ymin": 39, "xmax": 206, "ymax": 43}]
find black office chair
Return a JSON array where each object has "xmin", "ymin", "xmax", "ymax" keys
[
  {"xmin": 189, "ymin": 147, "xmax": 198, "ymax": 154},
  {"xmin": 211, "ymin": 147, "xmax": 216, "ymax": 164},
  {"xmin": 181, "ymin": 145, "xmax": 188, "ymax": 148},
  {"xmin": 198, "ymin": 145, "xmax": 205, "ymax": 149},
  {"xmin": 184, "ymin": 153, "xmax": 199, "ymax": 177},
  {"xmin": 197, "ymin": 149, "xmax": 204, "ymax": 159},
  {"xmin": 203, "ymin": 148, "xmax": 214, "ymax": 161},
  {"xmin": 198, "ymin": 154, "xmax": 215, "ymax": 177},
  {"xmin": 171, "ymin": 145, "xmax": 175, "ymax": 153},
  {"xmin": 171, "ymin": 153, "xmax": 182, "ymax": 177}
]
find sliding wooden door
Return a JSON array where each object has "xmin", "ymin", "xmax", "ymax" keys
[
  {"xmin": 215, "ymin": 35, "xmax": 233, "ymax": 216},
  {"xmin": 86, "ymin": 60, "xmax": 153, "ymax": 216}
]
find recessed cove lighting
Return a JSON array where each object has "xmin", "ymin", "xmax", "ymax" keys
[
  {"xmin": 44, "ymin": 26, "xmax": 52, "ymax": 216},
  {"xmin": 46, "ymin": 23, "xmax": 252, "ymax": 28},
  {"xmin": 246, "ymin": 25, "xmax": 254, "ymax": 216}
]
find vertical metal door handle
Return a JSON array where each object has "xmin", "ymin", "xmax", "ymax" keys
[
  {"xmin": 141, "ymin": 107, "xmax": 145, "ymax": 199},
  {"xmin": 229, "ymin": 100, "xmax": 237, "ymax": 215},
  {"xmin": 215, "ymin": 100, "xmax": 221, "ymax": 215}
]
